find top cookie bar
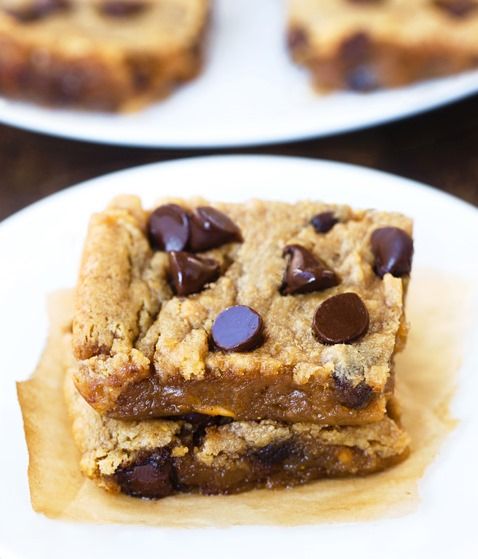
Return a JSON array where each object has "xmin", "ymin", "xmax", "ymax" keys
[
  {"xmin": 288, "ymin": 0, "xmax": 478, "ymax": 91},
  {"xmin": 72, "ymin": 196, "xmax": 413, "ymax": 425}
]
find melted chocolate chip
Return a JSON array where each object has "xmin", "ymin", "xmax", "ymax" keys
[
  {"xmin": 371, "ymin": 227, "xmax": 413, "ymax": 278},
  {"xmin": 311, "ymin": 211, "xmax": 339, "ymax": 233},
  {"xmin": 253, "ymin": 440, "xmax": 295, "ymax": 466},
  {"xmin": 211, "ymin": 305, "xmax": 264, "ymax": 352},
  {"xmin": 5, "ymin": 0, "xmax": 70, "ymax": 22},
  {"xmin": 313, "ymin": 292, "xmax": 369, "ymax": 345},
  {"xmin": 99, "ymin": 0, "xmax": 148, "ymax": 17},
  {"xmin": 280, "ymin": 245, "xmax": 339, "ymax": 295},
  {"xmin": 433, "ymin": 0, "xmax": 478, "ymax": 17},
  {"xmin": 115, "ymin": 449, "xmax": 175, "ymax": 499},
  {"xmin": 188, "ymin": 207, "xmax": 242, "ymax": 252},
  {"xmin": 333, "ymin": 374, "xmax": 374, "ymax": 409},
  {"xmin": 148, "ymin": 204, "xmax": 190, "ymax": 252},
  {"xmin": 168, "ymin": 251, "xmax": 220, "ymax": 296}
]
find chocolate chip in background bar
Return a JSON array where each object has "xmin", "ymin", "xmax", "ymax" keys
[
  {"xmin": 5, "ymin": 0, "xmax": 71, "ymax": 22},
  {"xmin": 211, "ymin": 305, "xmax": 264, "ymax": 352},
  {"xmin": 99, "ymin": 0, "xmax": 149, "ymax": 17},
  {"xmin": 115, "ymin": 449, "xmax": 176, "ymax": 499},
  {"xmin": 287, "ymin": 26, "xmax": 308, "ymax": 51},
  {"xmin": 310, "ymin": 211, "xmax": 339, "ymax": 233},
  {"xmin": 148, "ymin": 204, "xmax": 190, "ymax": 252},
  {"xmin": 337, "ymin": 32, "xmax": 381, "ymax": 92},
  {"xmin": 168, "ymin": 251, "xmax": 220, "ymax": 296},
  {"xmin": 188, "ymin": 206, "xmax": 242, "ymax": 252},
  {"xmin": 340, "ymin": 32, "xmax": 372, "ymax": 66},
  {"xmin": 313, "ymin": 292, "xmax": 369, "ymax": 345},
  {"xmin": 433, "ymin": 0, "xmax": 478, "ymax": 18},
  {"xmin": 371, "ymin": 226, "xmax": 413, "ymax": 278},
  {"xmin": 280, "ymin": 244, "xmax": 339, "ymax": 295},
  {"xmin": 346, "ymin": 65, "xmax": 380, "ymax": 92}
]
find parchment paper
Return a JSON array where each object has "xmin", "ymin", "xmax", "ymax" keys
[{"xmin": 17, "ymin": 269, "xmax": 468, "ymax": 526}]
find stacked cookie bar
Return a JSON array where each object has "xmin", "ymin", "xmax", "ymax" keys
[{"xmin": 68, "ymin": 196, "xmax": 413, "ymax": 498}]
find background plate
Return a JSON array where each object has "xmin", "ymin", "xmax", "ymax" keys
[
  {"xmin": 0, "ymin": 156, "xmax": 477, "ymax": 558},
  {"xmin": 1, "ymin": 0, "xmax": 478, "ymax": 147}
]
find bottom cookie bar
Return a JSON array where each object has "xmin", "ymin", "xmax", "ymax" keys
[{"xmin": 65, "ymin": 371, "xmax": 409, "ymax": 499}]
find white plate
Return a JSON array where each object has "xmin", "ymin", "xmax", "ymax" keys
[
  {"xmin": 1, "ymin": 0, "xmax": 478, "ymax": 148},
  {"xmin": 0, "ymin": 156, "xmax": 477, "ymax": 559}
]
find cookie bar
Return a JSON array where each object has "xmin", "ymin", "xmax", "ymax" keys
[
  {"xmin": 288, "ymin": 0, "xmax": 478, "ymax": 92},
  {"xmin": 65, "ymin": 368, "xmax": 410, "ymax": 498},
  {"xmin": 72, "ymin": 196, "xmax": 413, "ymax": 425},
  {"xmin": 0, "ymin": 0, "xmax": 209, "ymax": 111}
]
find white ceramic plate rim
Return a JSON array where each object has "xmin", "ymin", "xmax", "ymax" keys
[
  {"xmin": 1, "ymin": 81, "xmax": 478, "ymax": 149},
  {"xmin": 0, "ymin": 156, "xmax": 477, "ymax": 559}
]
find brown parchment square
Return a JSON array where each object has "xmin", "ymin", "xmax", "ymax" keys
[{"xmin": 17, "ymin": 269, "xmax": 466, "ymax": 526}]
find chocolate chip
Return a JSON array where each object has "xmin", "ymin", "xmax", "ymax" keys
[
  {"xmin": 337, "ymin": 32, "xmax": 382, "ymax": 91},
  {"xmin": 371, "ymin": 227, "xmax": 413, "ymax": 278},
  {"xmin": 115, "ymin": 449, "xmax": 175, "ymax": 499},
  {"xmin": 340, "ymin": 32, "xmax": 372, "ymax": 65},
  {"xmin": 168, "ymin": 251, "xmax": 220, "ymax": 296},
  {"xmin": 253, "ymin": 441, "xmax": 295, "ymax": 466},
  {"xmin": 333, "ymin": 374, "xmax": 374, "ymax": 409},
  {"xmin": 148, "ymin": 204, "xmax": 190, "ymax": 252},
  {"xmin": 188, "ymin": 207, "xmax": 242, "ymax": 252},
  {"xmin": 99, "ymin": 0, "xmax": 148, "ymax": 17},
  {"xmin": 5, "ymin": 0, "xmax": 70, "ymax": 22},
  {"xmin": 313, "ymin": 292, "xmax": 369, "ymax": 344},
  {"xmin": 280, "ymin": 245, "xmax": 339, "ymax": 295},
  {"xmin": 211, "ymin": 305, "xmax": 264, "ymax": 352},
  {"xmin": 287, "ymin": 26, "xmax": 308, "ymax": 51},
  {"xmin": 311, "ymin": 211, "xmax": 339, "ymax": 233},
  {"xmin": 433, "ymin": 0, "xmax": 478, "ymax": 17},
  {"xmin": 346, "ymin": 65, "xmax": 380, "ymax": 91}
]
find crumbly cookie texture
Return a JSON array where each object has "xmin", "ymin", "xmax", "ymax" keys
[
  {"xmin": 0, "ymin": 0, "xmax": 209, "ymax": 111},
  {"xmin": 65, "ymin": 366, "xmax": 410, "ymax": 497},
  {"xmin": 288, "ymin": 0, "xmax": 478, "ymax": 91},
  {"xmin": 72, "ymin": 196, "xmax": 413, "ymax": 425}
]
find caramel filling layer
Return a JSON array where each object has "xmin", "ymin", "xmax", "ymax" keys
[{"xmin": 110, "ymin": 370, "xmax": 391, "ymax": 424}]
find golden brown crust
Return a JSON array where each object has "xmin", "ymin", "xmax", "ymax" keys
[
  {"xmin": 72, "ymin": 196, "xmax": 413, "ymax": 424},
  {"xmin": 0, "ymin": 0, "xmax": 209, "ymax": 111},
  {"xmin": 288, "ymin": 0, "xmax": 478, "ymax": 91}
]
